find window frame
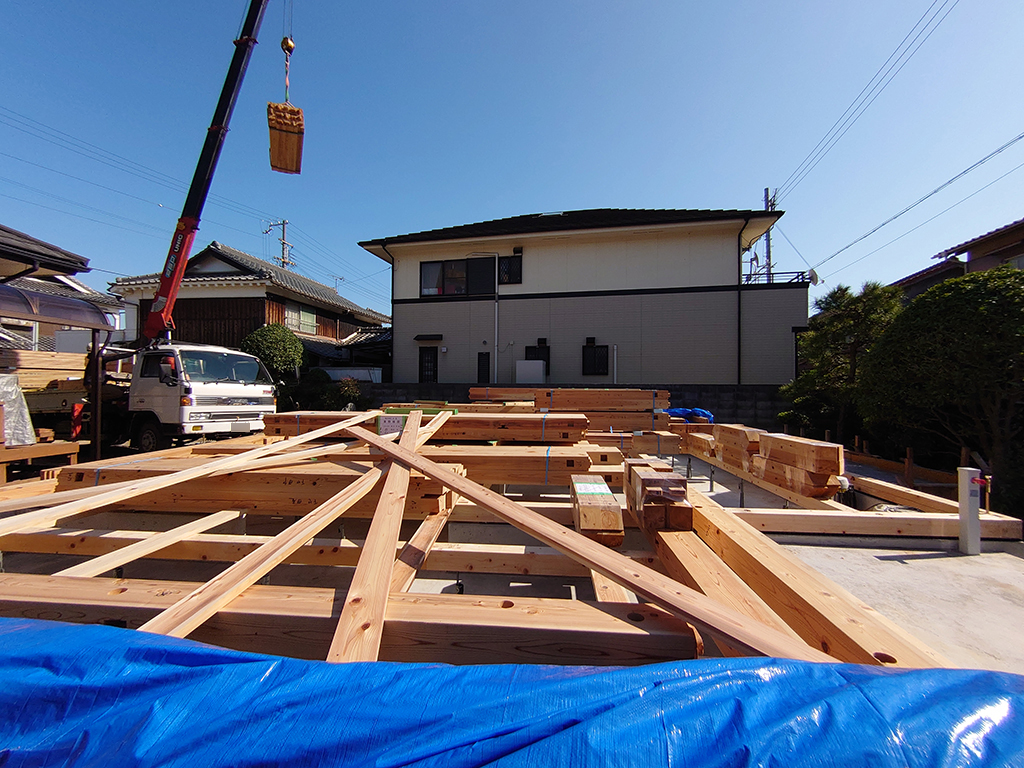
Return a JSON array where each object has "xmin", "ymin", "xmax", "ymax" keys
[
  {"xmin": 420, "ymin": 257, "xmax": 498, "ymax": 297},
  {"xmin": 498, "ymin": 254, "xmax": 522, "ymax": 285}
]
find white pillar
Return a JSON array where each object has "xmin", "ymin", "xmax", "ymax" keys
[{"xmin": 958, "ymin": 467, "xmax": 982, "ymax": 555}]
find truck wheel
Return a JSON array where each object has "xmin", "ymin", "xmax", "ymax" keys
[{"xmin": 131, "ymin": 418, "xmax": 170, "ymax": 453}]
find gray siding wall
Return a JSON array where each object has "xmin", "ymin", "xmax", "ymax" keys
[
  {"xmin": 740, "ymin": 286, "xmax": 807, "ymax": 385},
  {"xmin": 395, "ymin": 285, "xmax": 806, "ymax": 386}
]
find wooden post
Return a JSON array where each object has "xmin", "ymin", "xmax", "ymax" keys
[{"xmin": 904, "ymin": 447, "xmax": 914, "ymax": 489}]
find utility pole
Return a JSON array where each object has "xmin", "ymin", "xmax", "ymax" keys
[
  {"xmin": 764, "ymin": 187, "xmax": 775, "ymax": 283},
  {"xmin": 264, "ymin": 220, "xmax": 295, "ymax": 268}
]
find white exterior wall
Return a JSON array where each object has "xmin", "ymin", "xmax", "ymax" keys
[{"xmin": 390, "ymin": 222, "xmax": 741, "ymax": 301}]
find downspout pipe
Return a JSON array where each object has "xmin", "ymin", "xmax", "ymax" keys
[
  {"xmin": 737, "ymin": 217, "xmax": 750, "ymax": 386},
  {"xmin": 381, "ymin": 240, "xmax": 397, "ymax": 381}
]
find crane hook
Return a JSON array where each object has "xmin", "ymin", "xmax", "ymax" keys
[{"xmin": 281, "ymin": 36, "xmax": 295, "ymax": 55}]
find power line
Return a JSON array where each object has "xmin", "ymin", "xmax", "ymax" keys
[
  {"xmin": 811, "ymin": 129, "xmax": 1024, "ymax": 271},
  {"xmin": 0, "ymin": 106, "xmax": 283, "ymax": 223},
  {"xmin": 824, "ymin": 156, "xmax": 1024, "ymax": 279},
  {"xmin": 776, "ymin": 0, "xmax": 959, "ymax": 201},
  {"xmin": 773, "ymin": 227, "xmax": 814, "ymax": 269}
]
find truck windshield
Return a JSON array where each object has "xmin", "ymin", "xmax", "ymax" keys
[{"xmin": 178, "ymin": 351, "xmax": 275, "ymax": 384}]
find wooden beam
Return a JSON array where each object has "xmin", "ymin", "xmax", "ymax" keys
[
  {"xmin": 691, "ymin": 450, "xmax": 852, "ymax": 511},
  {"xmin": 138, "ymin": 464, "xmax": 385, "ymax": 638},
  {"xmin": 342, "ymin": 425, "xmax": 831, "ymax": 662},
  {"xmin": 734, "ymin": 507, "xmax": 1023, "ymax": 540},
  {"xmin": 54, "ymin": 509, "xmax": 243, "ymax": 578},
  {"xmin": 569, "ymin": 475, "xmax": 624, "ymax": 547},
  {"xmin": 0, "ymin": 573, "xmax": 702, "ymax": 666},
  {"xmin": 687, "ymin": 487, "xmax": 950, "ymax": 667},
  {"xmin": 590, "ymin": 571, "xmax": 635, "ymax": 603},
  {"xmin": 651, "ymin": 530, "xmax": 800, "ymax": 652},
  {"xmin": 3, "ymin": 524, "xmax": 666, "ymax": 577},
  {"xmin": 328, "ymin": 411, "xmax": 424, "ymax": 662},
  {"xmin": 390, "ymin": 504, "xmax": 457, "ymax": 592},
  {"xmin": 849, "ymin": 474, "xmax": 961, "ymax": 516},
  {"xmin": 0, "ymin": 411, "xmax": 380, "ymax": 536},
  {"xmin": 759, "ymin": 433, "xmax": 844, "ymax": 475}
]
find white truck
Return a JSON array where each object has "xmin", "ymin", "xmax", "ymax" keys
[
  {"xmin": 126, "ymin": 341, "xmax": 277, "ymax": 451},
  {"xmin": 25, "ymin": 341, "xmax": 277, "ymax": 452}
]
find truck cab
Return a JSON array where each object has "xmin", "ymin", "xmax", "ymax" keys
[{"xmin": 129, "ymin": 342, "xmax": 276, "ymax": 451}]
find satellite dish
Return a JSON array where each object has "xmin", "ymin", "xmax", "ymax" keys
[{"xmin": 809, "ymin": 269, "xmax": 820, "ymax": 285}]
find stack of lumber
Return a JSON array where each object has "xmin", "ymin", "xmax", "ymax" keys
[
  {"xmin": 750, "ymin": 434, "xmax": 844, "ymax": 499},
  {"xmin": 469, "ymin": 388, "xmax": 676, "ymax": 454},
  {"xmin": 685, "ymin": 429, "xmax": 844, "ymax": 501},
  {"xmin": 548, "ymin": 389, "xmax": 674, "ymax": 456},
  {"xmin": 265, "ymin": 411, "xmax": 588, "ymax": 445},
  {"xmin": 0, "ymin": 351, "xmax": 87, "ymax": 390},
  {"xmin": 584, "ymin": 429, "xmax": 680, "ymax": 458},
  {"xmin": 712, "ymin": 424, "xmax": 765, "ymax": 472}
]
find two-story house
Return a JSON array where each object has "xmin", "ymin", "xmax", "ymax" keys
[{"xmin": 359, "ymin": 208, "xmax": 807, "ymax": 386}]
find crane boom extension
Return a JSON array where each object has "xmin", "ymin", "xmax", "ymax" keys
[{"xmin": 142, "ymin": 0, "xmax": 269, "ymax": 342}]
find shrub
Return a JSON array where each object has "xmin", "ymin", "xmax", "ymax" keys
[{"xmin": 240, "ymin": 324, "xmax": 303, "ymax": 378}]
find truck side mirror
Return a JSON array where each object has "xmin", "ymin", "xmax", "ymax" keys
[{"xmin": 159, "ymin": 362, "xmax": 178, "ymax": 386}]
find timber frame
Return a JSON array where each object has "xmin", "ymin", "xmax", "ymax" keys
[{"xmin": 0, "ymin": 389, "xmax": 1013, "ymax": 668}]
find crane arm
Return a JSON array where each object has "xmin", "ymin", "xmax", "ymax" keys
[{"xmin": 142, "ymin": 0, "xmax": 269, "ymax": 342}]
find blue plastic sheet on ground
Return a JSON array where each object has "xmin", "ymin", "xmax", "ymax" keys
[
  {"xmin": 666, "ymin": 407, "xmax": 715, "ymax": 424},
  {"xmin": 0, "ymin": 618, "xmax": 1022, "ymax": 767}
]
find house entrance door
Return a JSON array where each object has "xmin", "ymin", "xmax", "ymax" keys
[{"xmin": 418, "ymin": 346, "xmax": 438, "ymax": 383}]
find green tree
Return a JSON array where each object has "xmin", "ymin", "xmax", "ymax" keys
[
  {"xmin": 779, "ymin": 281, "xmax": 903, "ymax": 442},
  {"xmin": 858, "ymin": 268, "xmax": 1024, "ymax": 514},
  {"xmin": 239, "ymin": 323, "xmax": 304, "ymax": 378}
]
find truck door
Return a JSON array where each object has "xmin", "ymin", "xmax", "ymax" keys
[{"xmin": 131, "ymin": 352, "xmax": 182, "ymax": 425}]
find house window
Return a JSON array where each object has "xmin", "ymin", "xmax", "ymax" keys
[
  {"xmin": 443, "ymin": 260, "xmax": 467, "ymax": 295},
  {"xmin": 420, "ymin": 257, "xmax": 497, "ymax": 296},
  {"xmin": 466, "ymin": 257, "xmax": 496, "ymax": 295},
  {"xmin": 499, "ymin": 253, "xmax": 522, "ymax": 285},
  {"xmin": 420, "ymin": 262, "xmax": 443, "ymax": 296},
  {"xmin": 285, "ymin": 301, "xmax": 316, "ymax": 334},
  {"xmin": 582, "ymin": 341, "xmax": 609, "ymax": 376}
]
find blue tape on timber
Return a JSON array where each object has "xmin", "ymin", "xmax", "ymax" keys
[{"xmin": 545, "ymin": 446, "xmax": 551, "ymax": 485}]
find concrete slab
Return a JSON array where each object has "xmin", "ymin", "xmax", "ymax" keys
[
  {"xmin": 778, "ymin": 541, "xmax": 1024, "ymax": 674},
  {"xmin": 666, "ymin": 453, "xmax": 1024, "ymax": 674}
]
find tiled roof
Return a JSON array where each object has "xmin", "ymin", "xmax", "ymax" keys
[
  {"xmin": 297, "ymin": 334, "xmax": 345, "ymax": 361},
  {"xmin": 112, "ymin": 242, "xmax": 390, "ymax": 325},
  {"xmin": 891, "ymin": 257, "xmax": 966, "ymax": 287},
  {"xmin": 359, "ymin": 208, "xmax": 782, "ymax": 247},
  {"xmin": 0, "ymin": 328, "xmax": 55, "ymax": 351},
  {"xmin": 935, "ymin": 216, "xmax": 1024, "ymax": 258},
  {"xmin": 0, "ymin": 224, "xmax": 89, "ymax": 274},
  {"xmin": 338, "ymin": 328, "xmax": 392, "ymax": 346}
]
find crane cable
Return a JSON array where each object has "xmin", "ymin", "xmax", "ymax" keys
[{"xmin": 282, "ymin": 0, "xmax": 295, "ymax": 103}]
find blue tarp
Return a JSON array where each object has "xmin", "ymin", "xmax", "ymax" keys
[
  {"xmin": 1, "ymin": 617, "xmax": 1022, "ymax": 767},
  {"xmin": 666, "ymin": 407, "xmax": 715, "ymax": 424}
]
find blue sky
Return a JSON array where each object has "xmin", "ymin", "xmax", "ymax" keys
[{"xmin": 4, "ymin": 1, "xmax": 1023, "ymax": 317}]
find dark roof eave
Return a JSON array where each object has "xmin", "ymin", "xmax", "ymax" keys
[{"xmin": 358, "ymin": 208, "xmax": 783, "ymax": 250}]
